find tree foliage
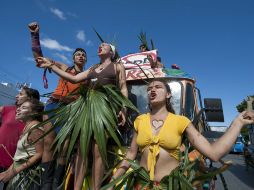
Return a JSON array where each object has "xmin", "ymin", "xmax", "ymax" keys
[
  {"xmin": 236, "ymin": 99, "xmax": 247, "ymax": 113},
  {"xmin": 236, "ymin": 95, "xmax": 254, "ymax": 141},
  {"xmin": 236, "ymin": 95, "xmax": 254, "ymax": 113}
]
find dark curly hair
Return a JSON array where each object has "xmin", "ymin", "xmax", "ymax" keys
[
  {"xmin": 22, "ymin": 87, "xmax": 40, "ymax": 100},
  {"xmin": 26, "ymin": 99, "xmax": 44, "ymax": 122}
]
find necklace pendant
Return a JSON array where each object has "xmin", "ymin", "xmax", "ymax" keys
[{"xmin": 152, "ymin": 120, "xmax": 164, "ymax": 130}]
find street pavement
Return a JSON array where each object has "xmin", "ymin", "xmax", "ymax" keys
[
  {"xmin": 215, "ymin": 153, "xmax": 254, "ymax": 190},
  {"xmin": 1, "ymin": 153, "xmax": 253, "ymax": 190}
]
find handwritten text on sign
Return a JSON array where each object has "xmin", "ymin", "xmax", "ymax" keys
[{"xmin": 121, "ymin": 50, "xmax": 157, "ymax": 70}]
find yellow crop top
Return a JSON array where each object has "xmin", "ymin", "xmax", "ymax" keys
[{"xmin": 134, "ymin": 113, "xmax": 191, "ymax": 180}]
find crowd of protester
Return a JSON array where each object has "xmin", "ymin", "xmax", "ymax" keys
[{"xmin": 0, "ymin": 22, "xmax": 253, "ymax": 190}]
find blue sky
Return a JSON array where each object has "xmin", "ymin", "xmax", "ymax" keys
[{"xmin": 0, "ymin": 0, "xmax": 253, "ymax": 127}]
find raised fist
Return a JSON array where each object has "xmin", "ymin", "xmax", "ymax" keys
[{"xmin": 28, "ymin": 22, "xmax": 39, "ymax": 33}]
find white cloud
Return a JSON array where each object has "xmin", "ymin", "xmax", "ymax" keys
[
  {"xmin": 50, "ymin": 8, "xmax": 66, "ymax": 20},
  {"xmin": 86, "ymin": 40, "xmax": 93, "ymax": 46},
  {"xmin": 54, "ymin": 53, "xmax": 71, "ymax": 64},
  {"xmin": 67, "ymin": 12, "xmax": 78, "ymax": 18},
  {"xmin": 40, "ymin": 38, "xmax": 73, "ymax": 52},
  {"xmin": 76, "ymin": 30, "xmax": 93, "ymax": 46},
  {"xmin": 76, "ymin": 30, "xmax": 86, "ymax": 42},
  {"xmin": 23, "ymin": 57, "xmax": 35, "ymax": 62}
]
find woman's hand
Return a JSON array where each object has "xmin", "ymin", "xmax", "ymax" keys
[
  {"xmin": 233, "ymin": 111, "xmax": 254, "ymax": 127},
  {"xmin": 118, "ymin": 109, "xmax": 126, "ymax": 126},
  {"xmin": 28, "ymin": 22, "xmax": 39, "ymax": 33},
  {"xmin": 0, "ymin": 169, "xmax": 15, "ymax": 183},
  {"xmin": 36, "ymin": 57, "xmax": 54, "ymax": 68}
]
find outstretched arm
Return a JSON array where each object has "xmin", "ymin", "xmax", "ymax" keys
[
  {"xmin": 186, "ymin": 111, "xmax": 254, "ymax": 162},
  {"xmin": 37, "ymin": 57, "xmax": 90, "ymax": 83}
]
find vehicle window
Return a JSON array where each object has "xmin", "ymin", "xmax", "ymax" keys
[
  {"xmin": 236, "ymin": 137, "xmax": 243, "ymax": 143},
  {"xmin": 128, "ymin": 84, "xmax": 148, "ymax": 114},
  {"xmin": 168, "ymin": 81, "xmax": 181, "ymax": 115},
  {"xmin": 185, "ymin": 83, "xmax": 195, "ymax": 120}
]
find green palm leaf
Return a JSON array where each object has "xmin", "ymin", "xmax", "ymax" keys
[
  {"xmin": 92, "ymin": 27, "xmax": 104, "ymax": 43},
  {"xmin": 101, "ymin": 158, "xmax": 150, "ymax": 190},
  {"xmin": 41, "ymin": 84, "xmax": 138, "ymax": 167},
  {"xmin": 138, "ymin": 31, "xmax": 149, "ymax": 50},
  {"xmin": 103, "ymin": 85, "xmax": 138, "ymax": 112},
  {"xmin": 66, "ymin": 98, "xmax": 89, "ymax": 161},
  {"xmin": 150, "ymin": 39, "xmax": 155, "ymax": 50}
]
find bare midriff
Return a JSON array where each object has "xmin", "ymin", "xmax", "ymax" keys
[{"xmin": 140, "ymin": 147, "xmax": 180, "ymax": 182}]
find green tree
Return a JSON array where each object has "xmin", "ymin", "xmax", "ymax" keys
[
  {"xmin": 236, "ymin": 95, "xmax": 254, "ymax": 112},
  {"xmin": 236, "ymin": 95, "xmax": 254, "ymax": 142},
  {"xmin": 236, "ymin": 99, "xmax": 247, "ymax": 113}
]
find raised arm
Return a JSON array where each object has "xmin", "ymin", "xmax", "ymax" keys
[
  {"xmin": 28, "ymin": 22, "xmax": 68, "ymax": 70},
  {"xmin": 186, "ymin": 111, "xmax": 254, "ymax": 162},
  {"xmin": 28, "ymin": 22, "xmax": 43, "ymax": 62}
]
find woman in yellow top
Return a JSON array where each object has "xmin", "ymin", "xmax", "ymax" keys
[{"xmin": 108, "ymin": 79, "xmax": 254, "ymax": 189}]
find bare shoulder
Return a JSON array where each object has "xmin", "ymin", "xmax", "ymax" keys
[
  {"xmin": 28, "ymin": 127, "xmax": 44, "ymax": 143},
  {"xmin": 0, "ymin": 106, "xmax": 3, "ymax": 113},
  {"xmin": 115, "ymin": 62, "xmax": 125, "ymax": 71}
]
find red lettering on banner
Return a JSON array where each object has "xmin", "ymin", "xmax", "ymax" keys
[
  {"xmin": 136, "ymin": 70, "xmax": 145, "ymax": 78},
  {"xmin": 126, "ymin": 70, "xmax": 137, "ymax": 80},
  {"xmin": 126, "ymin": 68, "xmax": 165, "ymax": 81}
]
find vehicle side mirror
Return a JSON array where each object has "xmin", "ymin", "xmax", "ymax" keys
[{"xmin": 204, "ymin": 98, "xmax": 224, "ymax": 122}]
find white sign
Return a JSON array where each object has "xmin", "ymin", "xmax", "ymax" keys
[{"xmin": 121, "ymin": 50, "xmax": 157, "ymax": 69}]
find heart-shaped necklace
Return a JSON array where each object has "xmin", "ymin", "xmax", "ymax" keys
[{"xmin": 152, "ymin": 119, "xmax": 164, "ymax": 130}]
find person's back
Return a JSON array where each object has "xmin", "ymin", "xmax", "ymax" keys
[{"xmin": 0, "ymin": 106, "xmax": 24, "ymax": 170}]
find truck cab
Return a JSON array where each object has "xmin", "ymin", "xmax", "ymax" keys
[{"xmin": 124, "ymin": 63, "xmax": 224, "ymax": 134}]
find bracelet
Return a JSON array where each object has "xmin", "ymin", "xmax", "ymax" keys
[
  {"xmin": 48, "ymin": 59, "xmax": 56, "ymax": 69},
  {"xmin": 42, "ymin": 58, "xmax": 55, "ymax": 69}
]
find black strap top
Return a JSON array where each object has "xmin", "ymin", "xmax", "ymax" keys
[{"xmin": 87, "ymin": 62, "xmax": 116, "ymax": 86}]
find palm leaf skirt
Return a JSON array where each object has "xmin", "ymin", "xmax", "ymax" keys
[{"xmin": 32, "ymin": 84, "xmax": 138, "ymax": 166}]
